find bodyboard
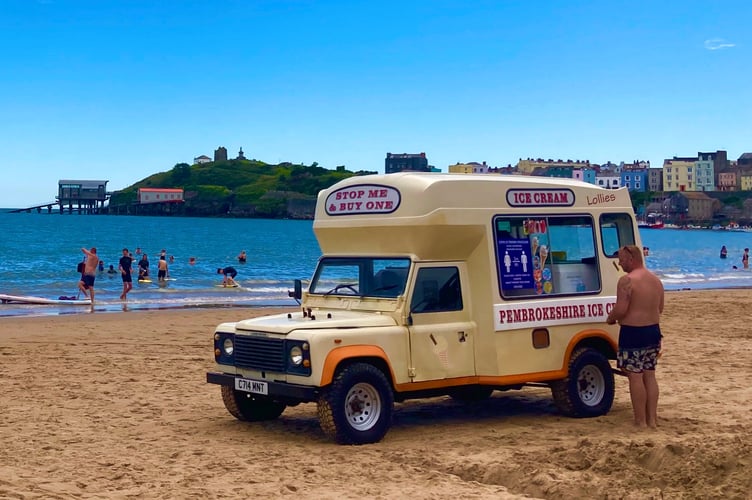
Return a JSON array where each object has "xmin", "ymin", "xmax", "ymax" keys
[{"xmin": 0, "ymin": 294, "xmax": 92, "ymax": 305}]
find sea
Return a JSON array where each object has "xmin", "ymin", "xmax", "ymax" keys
[
  {"xmin": 0, "ymin": 211, "xmax": 320, "ymax": 317},
  {"xmin": 1, "ymin": 211, "xmax": 751, "ymax": 318}
]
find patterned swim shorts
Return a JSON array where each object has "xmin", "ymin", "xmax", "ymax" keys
[{"xmin": 617, "ymin": 345, "xmax": 660, "ymax": 373}]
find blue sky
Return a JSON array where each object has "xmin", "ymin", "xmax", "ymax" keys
[{"xmin": 2, "ymin": 0, "xmax": 750, "ymax": 207}]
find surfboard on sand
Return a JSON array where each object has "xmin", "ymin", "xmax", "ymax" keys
[{"xmin": 0, "ymin": 293, "xmax": 92, "ymax": 306}]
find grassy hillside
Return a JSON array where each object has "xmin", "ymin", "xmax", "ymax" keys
[{"xmin": 109, "ymin": 160, "xmax": 374, "ymax": 218}]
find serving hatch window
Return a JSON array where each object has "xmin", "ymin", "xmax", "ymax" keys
[
  {"xmin": 599, "ymin": 213, "xmax": 636, "ymax": 257},
  {"xmin": 494, "ymin": 215, "xmax": 600, "ymax": 298}
]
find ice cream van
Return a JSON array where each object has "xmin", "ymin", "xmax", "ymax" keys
[{"xmin": 206, "ymin": 172, "xmax": 641, "ymax": 444}]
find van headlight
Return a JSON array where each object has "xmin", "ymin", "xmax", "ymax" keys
[
  {"xmin": 223, "ymin": 338, "xmax": 234, "ymax": 355},
  {"xmin": 289, "ymin": 345, "xmax": 303, "ymax": 366},
  {"xmin": 286, "ymin": 341, "xmax": 311, "ymax": 375},
  {"xmin": 214, "ymin": 332, "xmax": 235, "ymax": 364}
]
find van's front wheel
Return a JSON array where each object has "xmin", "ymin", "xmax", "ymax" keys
[
  {"xmin": 550, "ymin": 347, "xmax": 614, "ymax": 417},
  {"xmin": 220, "ymin": 386, "xmax": 286, "ymax": 421},
  {"xmin": 317, "ymin": 363, "xmax": 394, "ymax": 444}
]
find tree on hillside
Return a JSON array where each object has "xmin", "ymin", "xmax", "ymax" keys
[{"xmin": 171, "ymin": 163, "xmax": 191, "ymax": 184}]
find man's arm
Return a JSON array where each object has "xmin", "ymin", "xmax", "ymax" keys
[
  {"xmin": 606, "ymin": 275, "xmax": 632, "ymax": 324},
  {"xmin": 658, "ymin": 282, "xmax": 665, "ymax": 315}
]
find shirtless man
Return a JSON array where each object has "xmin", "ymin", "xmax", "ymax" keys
[
  {"xmin": 78, "ymin": 247, "xmax": 100, "ymax": 304},
  {"xmin": 607, "ymin": 245, "xmax": 664, "ymax": 429}
]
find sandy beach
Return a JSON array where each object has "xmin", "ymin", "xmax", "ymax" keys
[{"xmin": 1, "ymin": 290, "xmax": 750, "ymax": 499}]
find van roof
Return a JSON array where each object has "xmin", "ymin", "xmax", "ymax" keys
[{"xmin": 314, "ymin": 172, "xmax": 635, "ymax": 259}]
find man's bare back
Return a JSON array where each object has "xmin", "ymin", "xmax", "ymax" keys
[
  {"xmin": 607, "ymin": 245, "xmax": 664, "ymax": 327},
  {"xmin": 82, "ymin": 248, "xmax": 99, "ymax": 275},
  {"xmin": 616, "ymin": 268, "xmax": 663, "ymax": 326}
]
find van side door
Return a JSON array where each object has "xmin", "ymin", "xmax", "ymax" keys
[{"xmin": 407, "ymin": 263, "xmax": 476, "ymax": 382}]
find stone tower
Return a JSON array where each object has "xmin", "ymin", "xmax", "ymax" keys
[{"xmin": 214, "ymin": 146, "xmax": 228, "ymax": 162}]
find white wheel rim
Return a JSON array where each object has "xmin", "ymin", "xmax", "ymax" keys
[
  {"xmin": 577, "ymin": 364, "xmax": 605, "ymax": 406},
  {"xmin": 344, "ymin": 382, "xmax": 381, "ymax": 431}
]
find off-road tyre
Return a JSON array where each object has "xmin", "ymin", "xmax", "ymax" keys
[
  {"xmin": 550, "ymin": 347, "xmax": 614, "ymax": 417},
  {"xmin": 221, "ymin": 385, "xmax": 286, "ymax": 422},
  {"xmin": 317, "ymin": 363, "xmax": 394, "ymax": 445}
]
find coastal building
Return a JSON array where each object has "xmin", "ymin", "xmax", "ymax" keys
[
  {"xmin": 698, "ymin": 150, "xmax": 728, "ymax": 189},
  {"xmin": 648, "ymin": 168, "xmax": 663, "ymax": 192},
  {"xmin": 662, "ymin": 157, "xmax": 696, "ymax": 191},
  {"xmin": 214, "ymin": 146, "xmax": 228, "ymax": 162},
  {"xmin": 488, "ymin": 164, "xmax": 518, "ymax": 175},
  {"xmin": 741, "ymin": 171, "xmax": 752, "ymax": 191},
  {"xmin": 663, "ymin": 191, "xmax": 717, "ymax": 222},
  {"xmin": 694, "ymin": 156, "xmax": 715, "ymax": 191},
  {"xmin": 515, "ymin": 158, "xmax": 590, "ymax": 175},
  {"xmin": 447, "ymin": 161, "xmax": 489, "ymax": 174},
  {"xmin": 531, "ymin": 165, "xmax": 574, "ymax": 178},
  {"xmin": 193, "ymin": 155, "xmax": 211, "ymax": 164},
  {"xmin": 619, "ymin": 162, "xmax": 650, "ymax": 192},
  {"xmin": 137, "ymin": 188, "xmax": 184, "ymax": 204},
  {"xmin": 237, "ymin": 147, "xmax": 246, "ymax": 160},
  {"xmin": 385, "ymin": 152, "xmax": 430, "ymax": 173},
  {"xmin": 595, "ymin": 172, "xmax": 620, "ymax": 189},
  {"xmin": 738, "ymin": 153, "xmax": 752, "ymax": 167},
  {"xmin": 57, "ymin": 179, "xmax": 109, "ymax": 214},
  {"xmin": 718, "ymin": 171, "xmax": 738, "ymax": 191},
  {"xmin": 599, "ymin": 161, "xmax": 620, "ymax": 173},
  {"xmin": 572, "ymin": 168, "xmax": 597, "ymax": 184},
  {"xmin": 620, "ymin": 169, "xmax": 647, "ymax": 192}
]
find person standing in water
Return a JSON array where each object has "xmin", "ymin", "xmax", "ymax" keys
[
  {"xmin": 78, "ymin": 247, "xmax": 100, "ymax": 303},
  {"xmin": 118, "ymin": 248, "xmax": 133, "ymax": 300},
  {"xmin": 157, "ymin": 255, "xmax": 169, "ymax": 281}
]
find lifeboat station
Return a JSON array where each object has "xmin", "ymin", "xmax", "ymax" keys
[{"xmin": 8, "ymin": 180, "xmax": 110, "ymax": 214}]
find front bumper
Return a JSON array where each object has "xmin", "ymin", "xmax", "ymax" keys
[{"xmin": 206, "ymin": 372, "xmax": 320, "ymax": 402}]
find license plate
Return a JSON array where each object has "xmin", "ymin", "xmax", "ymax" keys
[{"xmin": 234, "ymin": 377, "xmax": 268, "ymax": 395}]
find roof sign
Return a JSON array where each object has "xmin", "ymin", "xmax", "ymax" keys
[
  {"xmin": 325, "ymin": 184, "xmax": 401, "ymax": 216},
  {"xmin": 507, "ymin": 189, "xmax": 575, "ymax": 207}
]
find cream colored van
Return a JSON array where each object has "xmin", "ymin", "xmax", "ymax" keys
[{"xmin": 207, "ymin": 172, "xmax": 640, "ymax": 444}]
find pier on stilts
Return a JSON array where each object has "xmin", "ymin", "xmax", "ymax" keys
[{"xmin": 7, "ymin": 180, "xmax": 110, "ymax": 214}]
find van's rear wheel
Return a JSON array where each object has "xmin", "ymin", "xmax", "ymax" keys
[
  {"xmin": 221, "ymin": 386, "xmax": 286, "ymax": 421},
  {"xmin": 317, "ymin": 363, "xmax": 394, "ymax": 445},
  {"xmin": 550, "ymin": 347, "xmax": 614, "ymax": 417}
]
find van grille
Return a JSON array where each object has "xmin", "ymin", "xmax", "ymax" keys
[{"xmin": 233, "ymin": 335, "xmax": 285, "ymax": 372}]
